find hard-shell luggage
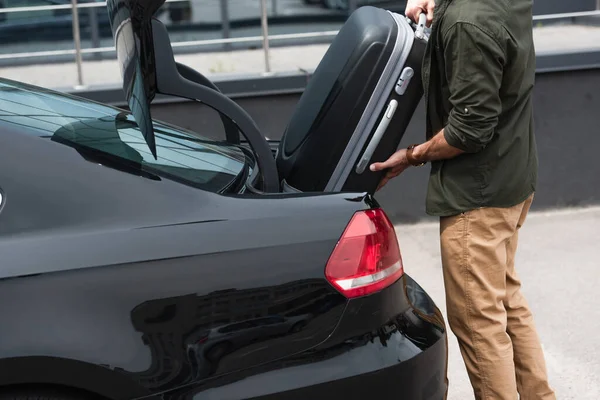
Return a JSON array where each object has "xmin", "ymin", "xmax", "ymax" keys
[{"xmin": 276, "ymin": 6, "xmax": 429, "ymax": 194}]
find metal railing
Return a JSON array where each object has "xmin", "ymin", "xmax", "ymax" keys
[
  {"xmin": 0, "ymin": 0, "xmax": 189, "ymax": 13},
  {"xmin": 71, "ymin": 0, "xmax": 84, "ymax": 87},
  {"xmin": 0, "ymin": 2, "xmax": 599, "ymax": 88},
  {"xmin": 260, "ymin": 0, "xmax": 271, "ymax": 73}
]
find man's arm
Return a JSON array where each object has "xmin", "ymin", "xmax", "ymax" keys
[
  {"xmin": 370, "ymin": 22, "xmax": 506, "ymax": 185},
  {"xmin": 413, "ymin": 23, "xmax": 507, "ymax": 162},
  {"xmin": 410, "ymin": 128, "xmax": 464, "ymax": 163}
]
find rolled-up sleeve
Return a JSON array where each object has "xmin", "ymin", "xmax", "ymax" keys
[{"xmin": 442, "ymin": 22, "xmax": 506, "ymax": 153}]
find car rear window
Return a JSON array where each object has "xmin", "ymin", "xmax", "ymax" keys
[{"xmin": 0, "ymin": 79, "xmax": 249, "ymax": 193}]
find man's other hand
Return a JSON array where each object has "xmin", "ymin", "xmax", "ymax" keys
[
  {"xmin": 369, "ymin": 149, "xmax": 410, "ymax": 192},
  {"xmin": 405, "ymin": 0, "xmax": 435, "ymax": 27}
]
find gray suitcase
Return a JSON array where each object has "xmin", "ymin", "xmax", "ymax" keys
[{"xmin": 276, "ymin": 7, "xmax": 430, "ymax": 194}]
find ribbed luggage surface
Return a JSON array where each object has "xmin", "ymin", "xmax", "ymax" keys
[{"xmin": 276, "ymin": 6, "xmax": 427, "ymax": 194}]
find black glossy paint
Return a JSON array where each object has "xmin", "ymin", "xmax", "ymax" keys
[
  {"xmin": 0, "ymin": 125, "xmax": 361, "ymax": 396},
  {"xmin": 139, "ymin": 276, "xmax": 447, "ymax": 399},
  {"xmin": 0, "ymin": 34, "xmax": 447, "ymax": 400}
]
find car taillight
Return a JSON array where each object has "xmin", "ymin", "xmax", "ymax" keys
[{"xmin": 325, "ymin": 208, "xmax": 404, "ymax": 299}]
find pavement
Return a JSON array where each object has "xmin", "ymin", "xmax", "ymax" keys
[{"xmin": 396, "ymin": 206, "xmax": 600, "ymax": 400}]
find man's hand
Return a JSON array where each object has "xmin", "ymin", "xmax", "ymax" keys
[
  {"xmin": 369, "ymin": 149, "xmax": 410, "ymax": 191},
  {"xmin": 405, "ymin": 0, "xmax": 435, "ymax": 27}
]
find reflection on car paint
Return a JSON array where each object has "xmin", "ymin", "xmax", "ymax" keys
[
  {"xmin": 123, "ymin": 279, "xmax": 345, "ymax": 392},
  {"xmin": 126, "ymin": 276, "xmax": 446, "ymax": 399}
]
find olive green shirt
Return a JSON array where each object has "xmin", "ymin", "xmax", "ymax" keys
[{"xmin": 422, "ymin": 0, "xmax": 538, "ymax": 216}]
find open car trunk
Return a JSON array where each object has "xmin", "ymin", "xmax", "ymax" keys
[
  {"xmin": 98, "ymin": 0, "xmax": 433, "ymax": 389},
  {"xmin": 107, "ymin": 0, "xmax": 429, "ymax": 198}
]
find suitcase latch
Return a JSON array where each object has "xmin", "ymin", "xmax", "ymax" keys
[{"xmin": 395, "ymin": 67, "xmax": 414, "ymax": 96}]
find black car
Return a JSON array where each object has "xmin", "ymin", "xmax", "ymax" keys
[
  {"xmin": 0, "ymin": 87, "xmax": 451, "ymax": 399},
  {"xmin": 0, "ymin": 2, "xmax": 448, "ymax": 400},
  {"xmin": 0, "ymin": 76, "xmax": 447, "ymax": 399}
]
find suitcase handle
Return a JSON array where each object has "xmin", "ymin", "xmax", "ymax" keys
[
  {"xmin": 406, "ymin": 13, "xmax": 429, "ymax": 41},
  {"xmin": 415, "ymin": 13, "xmax": 427, "ymax": 39},
  {"xmin": 355, "ymin": 99, "xmax": 399, "ymax": 175}
]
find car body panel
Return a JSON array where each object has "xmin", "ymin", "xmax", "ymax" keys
[
  {"xmin": 136, "ymin": 275, "xmax": 447, "ymax": 399},
  {"xmin": 0, "ymin": 48, "xmax": 447, "ymax": 398},
  {"xmin": 0, "ymin": 77, "xmax": 383, "ymax": 396},
  {"xmin": 0, "ymin": 159, "xmax": 373, "ymax": 396},
  {"xmin": 0, "ymin": 245, "xmax": 349, "ymax": 393}
]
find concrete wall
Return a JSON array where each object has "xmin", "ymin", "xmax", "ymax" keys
[{"xmin": 146, "ymin": 67, "xmax": 600, "ymax": 224}]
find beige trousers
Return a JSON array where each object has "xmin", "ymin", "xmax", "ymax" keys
[{"xmin": 440, "ymin": 194, "xmax": 556, "ymax": 400}]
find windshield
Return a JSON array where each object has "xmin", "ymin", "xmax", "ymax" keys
[{"xmin": 0, "ymin": 79, "xmax": 251, "ymax": 193}]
